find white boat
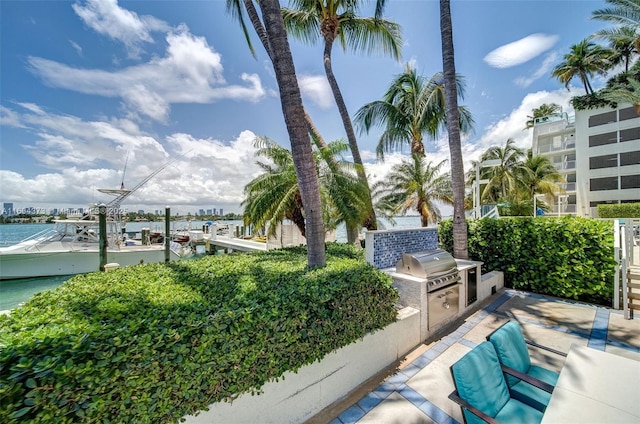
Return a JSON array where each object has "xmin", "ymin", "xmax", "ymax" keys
[
  {"xmin": 0, "ymin": 214, "xmax": 189, "ymax": 280},
  {"xmin": 0, "ymin": 160, "xmax": 191, "ymax": 280}
]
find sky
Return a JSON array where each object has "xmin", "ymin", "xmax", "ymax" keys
[{"xmin": 0, "ymin": 0, "xmax": 616, "ymax": 216}]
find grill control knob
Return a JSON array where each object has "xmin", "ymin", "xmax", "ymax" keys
[{"xmin": 443, "ymin": 302, "xmax": 450, "ymax": 309}]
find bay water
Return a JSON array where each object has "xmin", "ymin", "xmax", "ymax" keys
[{"xmin": 0, "ymin": 216, "xmax": 422, "ymax": 310}]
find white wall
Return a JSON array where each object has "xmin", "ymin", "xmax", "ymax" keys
[{"xmin": 182, "ymin": 307, "xmax": 421, "ymax": 424}]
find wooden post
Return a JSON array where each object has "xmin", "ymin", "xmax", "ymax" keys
[
  {"xmin": 164, "ymin": 207, "xmax": 171, "ymax": 262},
  {"xmin": 99, "ymin": 204, "xmax": 107, "ymax": 271}
]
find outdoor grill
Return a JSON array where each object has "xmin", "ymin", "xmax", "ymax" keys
[{"xmin": 393, "ymin": 249, "xmax": 461, "ymax": 332}]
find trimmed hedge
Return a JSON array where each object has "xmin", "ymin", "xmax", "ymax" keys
[
  {"xmin": 0, "ymin": 243, "xmax": 398, "ymax": 423},
  {"xmin": 439, "ymin": 217, "xmax": 616, "ymax": 305},
  {"xmin": 597, "ymin": 202, "xmax": 640, "ymax": 218}
]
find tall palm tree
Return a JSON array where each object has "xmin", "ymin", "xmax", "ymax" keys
[
  {"xmin": 354, "ymin": 65, "xmax": 474, "ymax": 159},
  {"xmin": 480, "ymin": 138, "xmax": 526, "ymax": 202},
  {"xmin": 524, "ymin": 103, "xmax": 561, "ymax": 129},
  {"xmin": 243, "ymin": 137, "xmax": 369, "ymax": 238},
  {"xmin": 242, "ymin": 0, "xmax": 326, "ymax": 266},
  {"xmin": 440, "ymin": 0, "xmax": 468, "ymax": 259},
  {"xmin": 281, "ymin": 0, "xmax": 402, "ymax": 231},
  {"xmin": 551, "ymin": 39, "xmax": 611, "ymax": 94},
  {"xmin": 373, "ymin": 155, "xmax": 453, "ymax": 227},
  {"xmin": 592, "ymin": 25, "xmax": 639, "ymax": 71},
  {"xmin": 281, "ymin": 0, "xmax": 401, "ymax": 169}
]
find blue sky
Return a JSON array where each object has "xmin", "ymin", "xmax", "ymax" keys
[{"xmin": 0, "ymin": 0, "xmax": 613, "ymax": 215}]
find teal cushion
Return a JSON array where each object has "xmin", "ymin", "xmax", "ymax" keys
[
  {"xmin": 452, "ymin": 342, "xmax": 510, "ymax": 421},
  {"xmin": 510, "ymin": 365, "xmax": 560, "ymax": 411},
  {"xmin": 494, "ymin": 398, "xmax": 544, "ymax": 423},
  {"xmin": 489, "ymin": 321, "xmax": 532, "ymax": 387}
]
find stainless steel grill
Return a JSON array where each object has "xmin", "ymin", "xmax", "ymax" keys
[
  {"xmin": 395, "ymin": 249, "xmax": 460, "ymax": 292},
  {"xmin": 394, "ymin": 248, "xmax": 461, "ymax": 331}
]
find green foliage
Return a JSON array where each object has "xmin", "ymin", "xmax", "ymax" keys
[
  {"xmin": 439, "ymin": 217, "xmax": 616, "ymax": 304},
  {"xmin": 571, "ymin": 92, "xmax": 617, "ymax": 110},
  {"xmin": 0, "ymin": 243, "xmax": 398, "ymax": 423},
  {"xmin": 597, "ymin": 202, "xmax": 640, "ymax": 218}
]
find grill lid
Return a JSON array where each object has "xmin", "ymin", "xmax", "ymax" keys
[{"xmin": 395, "ymin": 249, "xmax": 457, "ymax": 279}]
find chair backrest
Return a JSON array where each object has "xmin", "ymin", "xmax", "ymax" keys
[
  {"xmin": 451, "ymin": 341, "xmax": 510, "ymax": 423},
  {"xmin": 487, "ymin": 321, "xmax": 531, "ymax": 387}
]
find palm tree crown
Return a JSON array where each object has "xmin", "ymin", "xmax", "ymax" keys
[
  {"xmin": 354, "ymin": 65, "xmax": 474, "ymax": 159},
  {"xmin": 551, "ymin": 39, "xmax": 611, "ymax": 94},
  {"xmin": 479, "ymin": 138, "xmax": 526, "ymax": 202},
  {"xmin": 524, "ymin": 103, "xmax": 561, "ymax": 129},
  {"xmin": 373, "ymin": 155, "xmax": 453, "ymax": 227}
]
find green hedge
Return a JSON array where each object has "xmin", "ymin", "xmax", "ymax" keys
[
  {"xmin": 0, "ymin": 243, "xmax": 398, "ymax": 423},
  {"xmin": 439, "ymin": 217, "xmax": 616, "ymax": 305},
  {"xmin": 597, "ymin": 202, "xmax": 640, "ymax": 218}
]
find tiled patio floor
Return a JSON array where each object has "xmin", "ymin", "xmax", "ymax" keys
[{"xmin": 326, "ymin": 289, "xmax": 640, "ymax": 424}]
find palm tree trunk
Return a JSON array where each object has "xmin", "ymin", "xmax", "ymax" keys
[
  {"xmin": 440, "ymin": 0, "xmax": 468, "ymax": 259},
  {"xmin": 323, "ymin": 40, "xmax": 377, "ymax": 233},
  {"xmin": 260, "ymin": 0, "xmax": 326, "ymax": 266}
]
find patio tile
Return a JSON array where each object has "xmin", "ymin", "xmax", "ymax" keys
[
  {"xmin": 356, "ymin": 393, "xmax": 383, "ymax": 413},
  {"xmin": 459, "ymin": 314, "xmax": 507, "ymax": 344},
  {"xmin": 337, "ymin": 405, "xmax": 366, "ymax": 424},
  {"xmin": 407, "ymin": 342, "xmax": 471, "ymax": 424},
  {"xmin": 607, "ymin": 312, "xmax": 640, "ymax": 351},
  {"xmin": 357, "ymin": 392, "xmax": 435, "ymax": 424},
  {"xmin": 496, "ymin": 293, "xmax": 596, "ymax": 335}
]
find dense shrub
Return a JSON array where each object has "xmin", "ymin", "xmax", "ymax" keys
[
  {"xmin": 0, "ymin": 243, "xmax": 398, "ymax": 423},
  {"xmin": 597, "ymin": 202, "xmax": 640, "ymax": 218},
  {"xmin": 439, "ymin": 217, "xmax": 616, "ymax": 305}
]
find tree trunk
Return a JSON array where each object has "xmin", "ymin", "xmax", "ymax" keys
[
  {"xmin": 440, "ymin": 0, "xmax": 468, "ymax": 259},
  {"xmin": 260, "ymin": 0, "xmax": 326, "ymax": 266},
  {"xmin": 323, "ymin": 40, "xmax": 377, "ymax": 233}
]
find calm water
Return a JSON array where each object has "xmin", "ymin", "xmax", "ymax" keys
[{"xmin": 0, "ymin": 217, "xmax": 423, "ymax": 310}]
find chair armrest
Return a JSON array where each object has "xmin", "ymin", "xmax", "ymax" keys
[
  {"xmin": 448, "ymin": 391, "xmax": 499, "ymax": 424},
  {"xmin": 525, "ymin": 340, "xmax": 568, "ymax": 357},
  {"xmin": 500, "ymin": 364, "xmax": 555, "ymax": 393}
]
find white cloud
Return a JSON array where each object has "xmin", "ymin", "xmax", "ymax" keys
[
  {"xmin": 72, "ymin": 0, "xmax": 170, "ymax": 59},
  {"xmin": 298, "ymin": 74, "xmax": 333, "ymax": 109},
  {"xmin": 0, "ymin": 104, "xmax": 262, "ymax": 214},
  {"xmin": 28, "ymin": 28, "xmax": 266, "ymax": 122},
  {"xmin": 69, "ymin": 40, "xmax": 83, "ymax": 56},
  {"xmin": 514, "ymin": 51, "xmax": 559, "ymax": 88},
  {"xmin": 484, "ymin": 33, "xmax": 559, "ymax": 68},
  {"xmin": 477, "ymin": 88, "xmax": 575, "ymax": 149}
]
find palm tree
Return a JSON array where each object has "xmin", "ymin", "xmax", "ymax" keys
[
  {"xmin": 243, "ymin": 137, "xmax": 369, "ymax": 238},
  {"xmin": 354, "ymin": 65, "xmax": 474, "ymax": 159},
  {"xmin": 373, "ymin": 155, "xmax": 453, "ymax": 227},
  {"xmin": 440, "ymin": 0, "xmax": 468, "ymax": 259},
  {"xmin": 592, "ymin": 25, "xmax": 639, "ymax": 71},
  {"xmin": 238, "ymin": 0, "xmax": 326, "ymax": 266},
  {"xmin": 524, "ymin": 103, "xmax": 561, "ymax": 129},
  {"xmin": 281, "ymin": 0, "xmax": 402, "ymax": 231},
  {"xmin": 592, "ymin": 0, "xmax": 640, "ymax": 29},
  {"xmin": 480, "ymin": 138, "xmax": 526, "ymax": 202},
  {"xmin": 551, "ymin": 39, "xmax": 611, "ymax": 94},
  {"xmin": 516, "ymin": 151, "xmax": 564, "ymax": 201},
  {"xmin": 281, "ymin": 0, "xmax": 401, "ymax": 168}
]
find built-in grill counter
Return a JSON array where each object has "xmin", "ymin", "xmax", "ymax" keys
[{"xmin": 386, "ymin": 249, "xmax": 483, "ymax": 341}]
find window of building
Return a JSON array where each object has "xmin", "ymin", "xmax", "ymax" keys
[
  {"xmin": 619, "ymin": 106, "xmax": 639, "ymax": 121},
  {"xmin": 590, "ymin": 176, "xmax": 618, "ymax": 191},
  {"xmin": 588, "ymin": 111, "xmax": 617, "ymax": 127},
  {"xmin": 589, "ymin": 131, "xmax": 617, "ymax": 147},
  {"xmin": 620, "ymin": 127, "xmax": 640, "ymax": 142},
  {"xmin": 620, "ymin": 150, "xmax": 640, "ymax": 166},
  {"xmin": 621, "ymin": 174, "xmax": 640, "ymax": 189},
  {"xmin": 589, "ymin": 154, "xmax": 618, "ymax": 169},
  {"xmin": 567, "ymin": 173, "xmax": 576, "ymax": 183}
]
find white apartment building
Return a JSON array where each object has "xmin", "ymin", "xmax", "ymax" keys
[{"xmin": 531, "ymin": 104, "xmax": 640, "ymax": 217}]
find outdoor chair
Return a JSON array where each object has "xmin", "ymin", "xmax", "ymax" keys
[
  {"xmin": 487, "ymin": 320, "xmax": 567, "ymax": 412},
  {"xmin": 449, "ymin": 341, "xmax": 551, "ymax": 424}
]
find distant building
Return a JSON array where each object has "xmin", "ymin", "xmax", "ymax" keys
[
  {"xmin": 219, "ymin": 208, "xmax": 223, "ymax": 216},
  {"xmin": 531, "ymin": 104, "xmax": 640, "ymax": 217},
  {"xmin": 138, "ymin": 209, "xmax": 145, "ymax": 215},
  {"xmin": 213, "ymin": 208, "xmax": 217, "ymax": 216},
  {"xmin": 206, "ymin": 209, "xmax": 212, "ymax": 215},
  {"xmin": 3, "ymin": 202, "xmax": 14, "ymax": 216}
]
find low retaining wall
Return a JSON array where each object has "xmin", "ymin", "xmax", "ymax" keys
[{"xmin": 182, "ymin": 307, "xmax": 421, "ymax": 424}]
